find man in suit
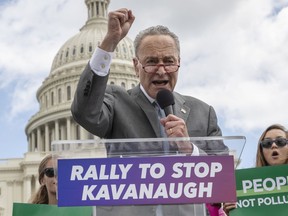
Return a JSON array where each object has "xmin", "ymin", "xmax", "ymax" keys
[{"xmin": 71, "ymin": 8, "xmax": 228, "ymax": 215}]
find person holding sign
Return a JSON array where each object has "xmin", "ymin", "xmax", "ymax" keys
[
  {"xmin": 30, "ymin": 154, "xmax": 57, "ymax": 205},
  {"xmin": 223, "ymin": 123, "xmax": 288, "ymax": 215}
]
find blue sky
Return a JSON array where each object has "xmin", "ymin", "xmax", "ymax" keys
[{"xmin": 0, "ymin": 0, "xmax": 288, "ymax": 168}]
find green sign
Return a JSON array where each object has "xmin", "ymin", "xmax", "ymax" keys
[
  {"xmin": 231, "ymin": 164, "xmax": 288, "ymax": 216},
  {"xmin": 13, "ymin": 203, "xmax": 92, "ymax": 216}
]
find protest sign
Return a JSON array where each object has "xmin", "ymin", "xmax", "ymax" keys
[
  {"xmin": 231, "ymin": 164, "xmax": 288, "ymax": 216},
  {"xmin": 57, "ymin": 155, "xmax": 236, "ymax": 206},
  {"xmin": 12, "ymin": 203, "xmax": 92, "ymax": 216}
]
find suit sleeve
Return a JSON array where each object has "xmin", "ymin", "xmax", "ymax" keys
[
  {"xmin": 207, "ymin": 106, "xmax": 222, "ymax": 136},
  {"xmin": 71, "ymin": 63, "xmax": 113, "ymax": 137},
  {"xmin": 207, "ymin": 106, "xmax": 229, "ymax": 155}
]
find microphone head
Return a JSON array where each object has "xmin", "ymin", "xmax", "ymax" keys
[{"xmin": 156, "ymin": 89, "xmax": 175, "ymax": 109}]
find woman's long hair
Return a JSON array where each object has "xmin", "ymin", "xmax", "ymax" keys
[
  {"xmin": 30, "ymin": 154, "xmax": 53, "ymax": 204},
  {"xmin": 255, "ymin": 124, "xmax": 288, "ymax": 167}
]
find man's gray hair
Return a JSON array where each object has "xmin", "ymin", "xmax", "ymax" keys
[{"xmin": 134, "ymin": 25, "xmax": 180, "ymax": 57}]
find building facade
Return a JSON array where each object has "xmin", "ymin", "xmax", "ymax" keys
[{"xmin": 0, "ymin": 1, "xmax": 138, "ymax": 215}]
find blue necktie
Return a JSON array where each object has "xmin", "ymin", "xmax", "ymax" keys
[{"xmin": 153, "ymin": 102, "xmax": 169, "ymax": 153}]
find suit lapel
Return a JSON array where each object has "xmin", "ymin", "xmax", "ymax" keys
[
  {"xmin": 129, "ymin": 87, "xmax": 190, "ymax": 137},
  {"xmin": 173, "ymin": 93, "xmax": 190, "ymax": 122},
  {"xmin": 130, "ymin": 86, "xmax": 162, "ymax": 137}
]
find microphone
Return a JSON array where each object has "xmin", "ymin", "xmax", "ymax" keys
[{"xmin": 156, "ymin": 89, "xmax": 175, "ymax": 116}]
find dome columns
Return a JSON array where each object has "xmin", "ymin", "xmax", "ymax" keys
[
  {"xmin": 85, "ymin": 0, "xmax": 110, "ymax": 20},
  {"xmin": 45, "ymin": 124, "xmax": 49, "ymax": 152},
  {"xmin": 23, "ymin": 175, "xmax": 32, "ymax": 202},
  {"xmin": 27, "ymin": 117, "xmax": 95, "ymax": 152},
  {"xmin": 37, "ymin": 128, "xmax": 42, "ymax": 152}
]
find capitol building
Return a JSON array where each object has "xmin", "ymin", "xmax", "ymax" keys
[
  {"xmin": 0, "ymin": 1, "xmax": 241, "ymax": 215},
  {"xmin": 0, "ymin": 0, "xmax": 138, "ymax": 215}
]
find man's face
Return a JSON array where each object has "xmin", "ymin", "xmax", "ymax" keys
[{"xmin": 133, "ymin": 35, "xmax": 180, "ymax": 99}]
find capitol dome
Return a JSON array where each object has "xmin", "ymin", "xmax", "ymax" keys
[
  {"xmin": 50, "ymin": 14, "xmax": 135, "ymax": 77},
  {"xmin": 25, "ymin": 0, "xmax": 139, "ymax": 153}
]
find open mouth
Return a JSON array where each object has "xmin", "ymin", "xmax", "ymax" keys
[
  {"xmin": 152, "ymin": 80, "xmax": 168, "ymax": 86},
  {"xmin": 272, "ymin": 151, "xmax": 279, "ymax": 157}
]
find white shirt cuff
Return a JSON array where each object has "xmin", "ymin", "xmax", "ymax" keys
[
  {"xmin": 89, "ymin": 47, "xmax": 113, "ymax": 76},
  {"xmin": 191, "ymin": 144, "xmax": 200, "ymax": 156}
]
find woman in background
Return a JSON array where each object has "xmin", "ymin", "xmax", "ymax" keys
[
  {"xmin": 30, "ymin": 154, "xmax": 57, "ymax": 205},
  {"xmin": 255, "ymin": 124, "xmax": 288, "ymax": 166},
  {"xmin": 223, "ymin": 123, "xmax": 288, "ymax": 215}
]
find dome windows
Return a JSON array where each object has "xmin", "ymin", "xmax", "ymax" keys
[
  {"xmin": 67, "ymin": 86, "xmax": 71, "ymax": 101},
  {"xmin": 51, "ymin": 92, "xmax": 54, "ymax": 106},
  {"xmin": 72, "ymin": 46, "xmax": 76, "ymax": 56},
  {"xmin": 122, "ymin": 44, "xmax": 127, "ymax": 53},
  {"xmin": 80, "ymin": 44, "xmax": 84, "ymax": 54},
  {"xmin": 58, "ymin": 88, "xmax": 62, "ymax": 103}
]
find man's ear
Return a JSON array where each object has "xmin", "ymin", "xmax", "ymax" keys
[{"xmin": 133, "ymin": 58, "xmax": 140, "ymax": 77}]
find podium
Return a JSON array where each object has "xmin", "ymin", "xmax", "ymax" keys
[{"xmin": 52, "ymin": 136, "xmax": 245, "ymax": 216}]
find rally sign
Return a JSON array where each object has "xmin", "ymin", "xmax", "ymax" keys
[
  {"xmin": 57, "ymin": 155, "xmax": 236, "ymax": 206},
  {"xmin": 231, "ymin": 164, "xmax": 288, "ymax": 216},
  {"xmin": 12, "ymin": 203, "xmax": 92, "ymax": 216}
]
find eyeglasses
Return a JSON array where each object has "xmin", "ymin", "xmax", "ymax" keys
[
  {"xmin": 44, "ymin": 168, "xmax": 55, "ymax": 178},
  {"xmin": 260, "ymin": 138, "xmax": 288, "ymax": 148},
  {"xmin": 136, "ymin": 58, "xmax": 180, "ymax": 74},
  {"xmin": 142, "ymin": 64, "xmax": 180, "ymax": 73}
]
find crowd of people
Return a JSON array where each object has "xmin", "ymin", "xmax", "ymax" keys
[{"xmin": 27, "ymin": 7, "xmax": 287, "ymax": 216}]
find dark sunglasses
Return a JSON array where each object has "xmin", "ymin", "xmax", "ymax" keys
[
  {"xmin": 260, "ymin": 138, "xmax": 288, "ymax": 149},
  {"xmin": 44, "ymin": 168, "xmax": 55, "ymax": 178}
]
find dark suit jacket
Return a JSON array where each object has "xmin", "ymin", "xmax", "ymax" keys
[{"xmin": 71, "ymin": 64, "xmax": 228, "ymax": 156}]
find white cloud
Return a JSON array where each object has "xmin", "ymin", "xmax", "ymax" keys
[
  {"xmin": 0, "ymin": 0, "xmax": 86, "ymax": 116},
  {"xmin": 175, "ymin": 0, "xmax": 288, "ymax": 134},
  {"xmin": 0, "ymin": 0, "xmax": 85, "ymax": 76},
  {"xmin": 7, "ymin": 79, "xmax": 40, "ymax": 121}
]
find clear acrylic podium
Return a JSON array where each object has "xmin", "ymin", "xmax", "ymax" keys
[{"xmin": 52, "ymin": 136, "xmax": 245, "ymax": 216}]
